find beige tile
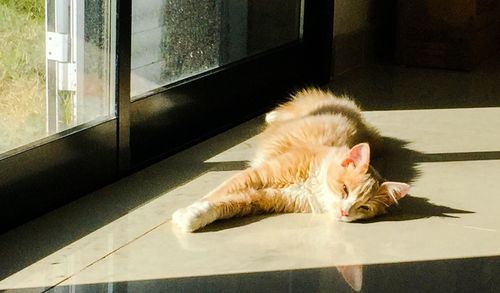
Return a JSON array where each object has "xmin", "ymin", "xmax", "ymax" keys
[
  {"xmin": 364, "ymin": 107, "xmax": 500, "ymax": 154},
  {"xmin": 56, "ymin": 156, "xmax": 500, "ymax": 286}
]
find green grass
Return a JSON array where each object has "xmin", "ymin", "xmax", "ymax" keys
[
  {"xmin": 0, "ymin": 0, "xmax": 44, "ymax": 20},
  {"xmin": 0, "ymin": 1, "xmax": 46, "ymax": 154}
]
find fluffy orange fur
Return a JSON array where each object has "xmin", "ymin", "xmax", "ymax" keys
[{"xmin": 172, "ymin": 88, "xmax": 410, "ymax": 232}]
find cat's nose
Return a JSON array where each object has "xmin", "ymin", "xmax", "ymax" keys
[{"xmin": 340, "ymin": 209, "xmax": 349, "ymax": 217}]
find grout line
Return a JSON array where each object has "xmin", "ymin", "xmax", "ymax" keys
[
  {"xmin": 463, "ymin": 226, "xmax": 497, "ymax": 232},
  {"xmin": 43, "ymin": 220, "xmax": 170, "ymax": 292}
]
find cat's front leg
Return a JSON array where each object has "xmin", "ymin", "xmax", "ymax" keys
[
  {"xmin": 172, "ymin": 163, "xmax": 295, "ymax": 232},
  {"xmin": 172, "ymin": 200, "xmax": 219, "ymax": 232}
]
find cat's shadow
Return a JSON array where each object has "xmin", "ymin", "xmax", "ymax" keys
[
  {"xmin": 197, "ymin": 214, "xmax": 278, "ymax": 233},
  {"xmin": 361, "ymin": 195, "xmax": 473, "ymax": 223},
  {"xmin": 370, "ymin": 136, "xmax": 421, "ymax": 184},
  {"xmin": 366, "ymin": 136, "xmax": 475, "ymax": 222}
]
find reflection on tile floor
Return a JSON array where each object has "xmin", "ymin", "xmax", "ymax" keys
[
  {"xmin": 33, "ymin": 256, "xmax": 500, "ymax": 292},
  {"xmin": 1, "ymin": 56, "xmax": 500, "ymax": 292}
]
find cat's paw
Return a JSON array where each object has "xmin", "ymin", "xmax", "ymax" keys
[{"xmin": 172, "ymin": 201, "xmax": 218, "ymax": 232}]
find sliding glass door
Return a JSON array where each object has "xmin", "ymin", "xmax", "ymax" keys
[
  {"xmin": 45, "ymin": 0, "xmax": 115, "ymax": 133},
  {"xmin": 0, "ymin": 0, "xmax": 333, "ymax": 232},
  {"xmin": 0, "ymin": 0, "xmax": 115, "ymax": 156}
]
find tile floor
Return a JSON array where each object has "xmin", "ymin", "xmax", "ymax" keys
[{"xmin": 1, "ymin": 54, "xmax": 499, "ymax": 292}]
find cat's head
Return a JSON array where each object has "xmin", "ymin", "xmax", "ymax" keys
[{"xmin": 325, "ymin": 143, "xmax": 410, "ymax": 222}]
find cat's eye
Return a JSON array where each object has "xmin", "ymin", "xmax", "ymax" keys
[
  {"xmin": 358, "ymin": 205, "xmax": 370, "ymax": 211},
  {"xmin": 342, "ymin": 184, "xmax": 349, "ymax": 197}
]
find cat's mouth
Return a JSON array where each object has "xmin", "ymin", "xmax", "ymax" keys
[{"xmin": 339, "ymin": 215, "xmax": 354, "ymax": 222}]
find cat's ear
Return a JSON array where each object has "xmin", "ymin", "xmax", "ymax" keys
[
  {"xmin": 341, "ymin": 143, "xmax": 370, "ymax": 173},
  {"xmin": 337, "ymin": 265, "xmax": 363, "ymax": 292},
  {"xmin": 378, "ymin": 182, "xmax": 410, "ymax": 206}
]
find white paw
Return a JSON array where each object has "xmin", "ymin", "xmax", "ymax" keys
[
  {"xmin": 265, "ymin": 111, "xmax": 278, "ymax": 124},
  {"xmin": 171, "ymin": 201, "xmax": 218, "ymax": 232}
]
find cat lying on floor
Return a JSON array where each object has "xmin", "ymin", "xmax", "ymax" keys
[{"xmin": 172, "ymin": 88, "xmax": 410, "ymax": 232}]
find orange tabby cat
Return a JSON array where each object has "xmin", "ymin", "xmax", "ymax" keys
[{"xmin": 172, "ymin": 88, "xmax": 410, "ymax": 232}]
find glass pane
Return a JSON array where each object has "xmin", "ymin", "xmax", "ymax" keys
[
  {"xmin": 131, "ymin": 0, "xmax": 302, "ymax": 99},
  {"xmin": 0, "ymin": 0, "xmax": 115, "ymax": 156}
]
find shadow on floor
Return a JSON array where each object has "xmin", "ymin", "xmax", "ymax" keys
[
  {"xmin": 6, "ymin": 255, "xmax": 500, "ymax": 293},
  {"xmin": 382, "ymin": 195, "xmax": 473, "ymax": 222},
  {"xmin": 198, "ymin": 214, "xmax": 278, "ymax": 233},
  {"xmin": 328, "ymin": 53, "xmax": 500, "ymax": 111},
  {"xmin": 368, "ymin": 136, "xmax": 479, "ymax": 222}
]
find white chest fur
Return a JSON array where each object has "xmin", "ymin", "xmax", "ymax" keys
[{"xmin": 281, "ymin": 172, "xmax": 329, "ymax": 213}]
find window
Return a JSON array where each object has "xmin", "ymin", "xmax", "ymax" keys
[
  {"xmin": 46, "ymin": 0, "xmax": 115, "ymax": 131},
  {"xmin": 0, "ymin": 0, "xmax": 115, "ymax": 155},
  {"xmin": 130, "ymin": 0, "xmax": 303, "ymax": 99},
  {"xmin": 0, "ymin": 0, "xmax": 333, "ymax": 232},
  {"xmin": 0, "ymin": 1, "xmax": 43, "ymax": 154}
]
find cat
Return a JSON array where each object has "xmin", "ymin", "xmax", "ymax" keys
[{"xmin": 172, "ymin": 88, "xmax": 410, "ymax": 232}]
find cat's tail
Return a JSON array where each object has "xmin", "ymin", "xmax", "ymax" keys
[{"xmin": 265, "ymin": 87, "xmax": 362, "ymax": 125}]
